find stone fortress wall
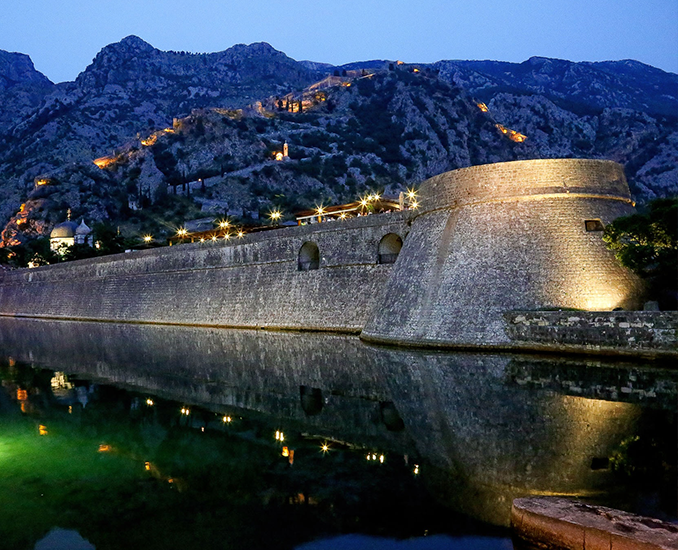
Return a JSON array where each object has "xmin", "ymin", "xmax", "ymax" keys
[
  {"xmin": 0, "ymin": 159, "xmax": 672, "ymax": 355},
  {"xmin": 361, "ymin": 159, "xmax": 648, "ymax": 348},
  {"xmin": 0, "ymin": 212, "xmax": 409, "ymax": 332}
]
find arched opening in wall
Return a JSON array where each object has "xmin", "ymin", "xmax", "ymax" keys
[
  {"xmin": 378, "ymin": 233, "xmax": 403, "ymax": 264},
  {"xmin": 298, "ymin": 242, "xmax": 320, "ymax": 271},
  {"xmin": 300, "ymin": 386, "xmax": 323, "ymax": 416},
  {"xmin": 379, "ymin": 401, "xmax": 405, "ymax": 432}
]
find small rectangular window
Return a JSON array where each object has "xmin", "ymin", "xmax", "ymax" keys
[{"xmin": 585, "ymin": 219, "xmax": 605, "ymax": 232}]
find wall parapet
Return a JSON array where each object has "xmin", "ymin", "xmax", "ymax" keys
[
  {"xmin": 505, "ymin": 310, "xmax": 678, "ymax": 357},
  {"xmin": 415, "ymin": 159, "xmax": 631, "ymax": 216}
]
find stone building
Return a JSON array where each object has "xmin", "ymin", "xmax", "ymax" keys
[{"xmin": 50, "ymin": 219, "xmax": 93, "ymax": 252}]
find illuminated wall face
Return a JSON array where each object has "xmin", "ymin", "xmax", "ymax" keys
[{"xmin": 363, "ymin": 159, "xmax": 645, "ymax": 347}]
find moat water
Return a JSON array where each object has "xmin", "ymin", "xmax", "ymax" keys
[{"xmin": 0, "ymin": 318, "xmax": 675, "ymax": 550}]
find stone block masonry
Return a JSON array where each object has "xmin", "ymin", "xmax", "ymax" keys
[
  {"xmin": 0, "ymin": 213, "xmax": 409, "ymax": 332},
  {"xmin": 506, "ymin": 311, "xmax": 678, "ymax": 358},
  {"xmin": 0, "ymin": 159, "xmax": 672, "ymax": 357},
  {"xmin": 361, "ymin": 159, "xmax": 648, "ymax": 349}
]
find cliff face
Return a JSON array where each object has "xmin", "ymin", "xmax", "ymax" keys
[
  {"xmin": 0, "ymin": 50, "xmax": 54, "ymax": 132},
  {"xmin": 0, "ymin": 38, "xmax": 676, "ymax": 247}
]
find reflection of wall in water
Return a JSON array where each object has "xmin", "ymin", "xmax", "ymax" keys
[{"xmin": 0, "ymin": 318, "xmax": 669, "ymax": 526}]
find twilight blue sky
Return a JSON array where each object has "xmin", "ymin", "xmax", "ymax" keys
[{"xmin": 2, "ymin": 0, "xmax": 677, "ymax": 83}]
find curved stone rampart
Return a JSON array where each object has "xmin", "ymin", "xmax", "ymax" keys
[
  {"xmin": 362, "ymin": 159, "xmax": 645, "ymax": 348},
  {"xmin": 416, "ymin": 159, "xmax": 633, "ymax": 213}
]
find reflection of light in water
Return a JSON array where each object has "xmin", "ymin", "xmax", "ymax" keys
[
  {"xmin": 557, "ymin": 396, "xmax": 640, "ymax": 478},
  {"xmin": 50, "ymin": 372, "xmax": 72, "ymax": 390}
]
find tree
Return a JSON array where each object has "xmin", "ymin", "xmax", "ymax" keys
[
  {"xmin": 603, "ymin": 198, "xmax": 677, "ymax": 308},
  {"xmin": 92, "ymin": 223, "xmax": 126, "ymax": 256}
]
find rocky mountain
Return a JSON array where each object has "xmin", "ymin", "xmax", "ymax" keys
[
  {"xmin": 0, "ymin": 50, "xmax": 55, "ymax": 132},
  {"xmin": 0, "ymin": 37, "xmax": 676, "ymax": 251},
  {"xmin": 435, "ymin": 57, "xmax": 678, "ymax": 116},
  {"xmin": 0, "ymin": 37, "xmax": 323, "ymax": 238}
]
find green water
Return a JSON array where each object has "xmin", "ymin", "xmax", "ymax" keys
[{"xmin": 0, "ymin": 318, "xmax": 675, "ymax": 549}]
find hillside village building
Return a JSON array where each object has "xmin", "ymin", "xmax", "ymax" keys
[{"xmin": 50, "ymin": 219, "xmax": 93, "ymax": 252}]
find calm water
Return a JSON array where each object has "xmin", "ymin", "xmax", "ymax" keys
[{"xmin": 0, "ymin": 318, "xmax": 675, "ymax": 550}]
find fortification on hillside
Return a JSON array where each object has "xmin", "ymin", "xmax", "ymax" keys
[{"xmin": 0, "ymin": 159, "xmax": 671, "ymax": 356}]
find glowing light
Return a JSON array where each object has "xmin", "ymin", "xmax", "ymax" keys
[
  {"xmin": 339, "ymin": 213, "xmax": 347, "ymax": 220},
  {"xmin": 321, "ymin": 443, "xmax": 330, "ymax": 453},
  {"xmin": 38, "ymin": 425, "xmax": 48, "ymax": 436},
  {"xmin": 211, "ymin": 235, "xmax": 217, "ymax": 242},
  {"xmin": 181, "ymin": 407, "xmax": 190, "ymax": 416},
  {"xmin": 372, "ymin": 453, "xmax": 377, "ymax": 460},
  {"xmin": 282, "ymin": 446, "xmax": 289, "ymax": 457},
  {"xmin": 222, "ymin": 415, "xmax": 232, "ymax": 423},
  {"xmin": 406, "ymin": 188, "xmax": 417, "ymax": 200},
  {"xmin": 143, "ymin": 235, "xmax": 153, "ymax": 243},
  {"xmin": 360, "ymin": 199, "xmax": 369, "ymax": 207},
  {"xmin": 141, "ymin": 134, "xmax": 158, "ymax": 147},
  {"xmin": 269, "ymin": 209, "xmax": 282, "ymax": 222},
  {"xmin": 410, "ymin": 201, "xmax": 419, "ymax": 209},
  {"xmin": 35, "ymin": 178, "xmax": 50, "ymax": 186},
  {"xmin": 477, "ymin": 103, "xmax": 489, "ymax": 113},
  {"xmin": 413, "ymin": 68, "xmax": 420, "ymax": 73},
  {"xmin": 275, "ymin": 152, "xmax": 284, "ymax": 161},
  {"xmin": 98, "ymin": 444, "xmax": 112, "ymax": 452},
  {"xmin": 200, "ymin": 237, "xmax": 205, "ymax": 243},
  {"xmin": 177, "ymin": 228, "xmax": 188, "ymax": 237},
  {"xmin": 145, "ymin": 462, "xmax": 151, "ymax": 471},
  {"xmin": 275, "ymin": 430, "xmax": 285, "ymax": 442},
  {"xmin": 17, "ymin": 389, "xmax": 27, "ymax": 401},
  {"xmin": 413, "ymin": 464, "xmax": 420, "ymax": 475},
  {"xmin": 68, "ymin": 406, "xmax": 72, "ymax": 414},
  {"xmin": 379, "ymin": 454, "xmax": 384, "ymax": 463},
  {"xmin": 146, "ymin": 398, "xmax": 154, "ymax": 406},
  {"xmin": 224, "ymin": 233, "xmax": 231, "ymax": 241},
  {"xmin": 237, "ymin": 231, "xmax": 244, "ymax": 238},
  {"xmin": 93, "ymin": 156, "xmax": 117, "ymax": 169},
  {"xmin": 219, "ymin": 221, "xmax": 230, "ymax": 229},
  {"xmin": 495, "ymin": 124, "xmax": 527, "ymax": 142},
  {"xmin": 316, "ymin": 205, "xmax": 325, "ymax": 215}
]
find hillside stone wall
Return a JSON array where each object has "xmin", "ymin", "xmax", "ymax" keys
[{"xmin": 0, "ymin": 213, "xmax": 409, "ymax": 332}]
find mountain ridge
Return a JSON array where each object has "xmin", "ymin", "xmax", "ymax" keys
[{"xmin": 0, "ymin": 37, "xmax": 676, "ymax": 251}]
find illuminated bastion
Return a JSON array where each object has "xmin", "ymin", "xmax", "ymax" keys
[{"xmin": 361, "ymin": 158, "xmax": 645, "ymax": 348}]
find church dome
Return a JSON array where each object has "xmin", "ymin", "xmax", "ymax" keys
[
  {"xmin": 50, "ymin": 221, "xmax": 78, "ymax": 239},
  {"xmin": 75, "ymin": 220, "xmax": 91, "ymax": 235}
]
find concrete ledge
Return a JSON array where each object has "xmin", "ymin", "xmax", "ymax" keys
[{"xmin": 512, "ymin": 497, "xmax": 678, "ymax": 550}]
